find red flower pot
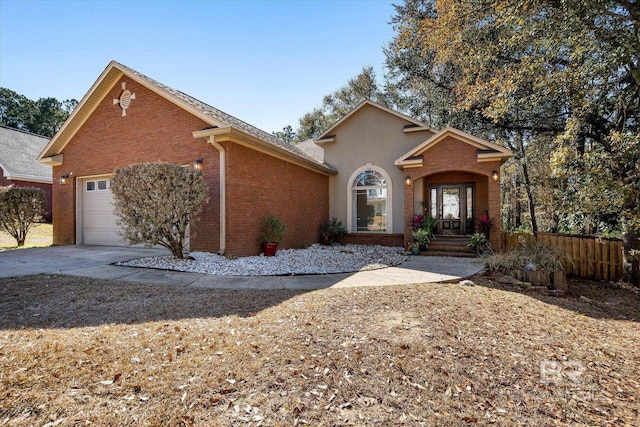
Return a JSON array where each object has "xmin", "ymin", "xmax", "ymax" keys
[{"xmin": 262, "ymin": 242, "xmax": 278, "ymax": 257}]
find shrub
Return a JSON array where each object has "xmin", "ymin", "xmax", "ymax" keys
[
  {"xmin": 0, "ymin": 186, "xmax": 45, "ymax": 246},
  {"xmin": 412, "ymin": 228, "xmax": 432, "ymax": 247},
  {"xmin": 467, "ymin": 232, "xmax": 487, "ymax": 254},
  {"xmin": 421, "ymin": 215, "xmax": 438, "ymax": 236},
  {"xmin": 110, "ymin": 162, "xmax": 208, "ymax": 259},
  {"xmin": 320, "ymin": 217, "xmax": 347, "ymax": 243},
  {"xmin": 485, "ymin": 241, "xmax": 565, "ymax": 272},
  {"xmin": 260, "ymin": 216, "xmax": 286, "ymax": 243}
]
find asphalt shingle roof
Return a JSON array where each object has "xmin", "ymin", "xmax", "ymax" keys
[
  {"xmin": 0, "ymin": 126, "xmax": 52, "ymax": 182},
  {"xmin": 296, "ymin": 138, "xmax": 324, "ymax": 163},
  {"xmin": 118, "ymin": 62, "xmax": 333, "ymax": 171}
]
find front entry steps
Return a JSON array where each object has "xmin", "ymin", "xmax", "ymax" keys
[{"xmin": 423, "ymin": 235, "xmax": 477, "ymax": 257}]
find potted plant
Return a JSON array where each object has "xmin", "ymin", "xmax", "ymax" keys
[
  {"xmin": 320, "ymin": 217, "xmax": 347, "ymax": 244},
  {"xmin": 408, "ymin": 241, "xmax": 420, "ymax": 256},
  {"xmin": 409, "ymin": 214, "xmax": 424, "ymax": 232},
  {"xmin": 467, "ymin": 232, "xmax": 487, "ymax": 255},
  {"xmin": 412, "ymin": 228, "xmax": 432, "ymax": 251},
  {"xmin": 478, "ymin": 210, "xmax": 493, "ymax": 240},
  {"xmin": 260, "ymin": 215, "xmax": 286, "ymax": 256}
]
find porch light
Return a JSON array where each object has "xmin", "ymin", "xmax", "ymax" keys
[
  {"xmin": 60, "ymin": 174, "xmax": 69, "ymax": 185},
  {"xmin": 194, "ymin": 158, "xmax": 203, "ymax": 171},
  {"xmin": 405, "ymin": 176, "xmax": 411, "ymax": 186},
  {"xmin": 491, "ymin": 170, "xmax": 499, "ymax": 182}
]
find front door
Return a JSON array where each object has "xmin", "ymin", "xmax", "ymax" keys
[{"xmin": 429, "ymin": 184, "xmax": 475, "ymax": 235}]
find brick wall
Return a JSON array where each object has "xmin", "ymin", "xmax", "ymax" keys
[
  {"xmin": 224, "ymin": 142, "xmax": 329, "ymax": 257},
  {"xmin": 53, "ymin": 78, "xmax": 219, "ymax": 249},
  {"xmin": 0, "ymin": 169, "xmax": 52, "ymax": 223},
  {"xmin": 403, "ymin": 136, "xmax": 504, "ymax": 249},
  {"xmin": 52, "ymin": 76, "xmax": 330, "ymax": 256}
]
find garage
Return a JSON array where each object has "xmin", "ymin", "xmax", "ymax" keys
[{"xmin": 80, "ymin": 177, "xmax": 124, "ymax": 246}]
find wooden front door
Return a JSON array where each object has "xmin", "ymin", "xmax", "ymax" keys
[{"xmin": 429, "ymin": 184, "xmax": 475, "ymax": 235}]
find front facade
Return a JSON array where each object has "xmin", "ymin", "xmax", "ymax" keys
[
  {"xmin": 317, "ymin": 101, "xmax": 511, "ymax": 250},
  {"xmin": 0, "ymin": 126, "xmax": 53, "ymax": 222},
  {"xmin": 39, "ymin": 61, "xmax": 510, "ymax": 256},
  {"xmin": 38, "ymin": 61, "xmax": 333, "ymax": 257}
]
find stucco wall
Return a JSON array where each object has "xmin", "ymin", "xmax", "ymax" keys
[{"xmin": 322, "ymin": 104, "xmax": 433, "ymax": 234}]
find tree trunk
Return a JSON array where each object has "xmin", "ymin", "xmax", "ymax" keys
[
  {"xmin": 622, "ymin": 227, "xmax": 640, "ymax": 286},
  {"xmin": 515, "ymin": 178, "xmax": 522, "ymax": 229},
  {"xmin": 521, "ymin": 160, "xmax": 538, "ymax": 236}
]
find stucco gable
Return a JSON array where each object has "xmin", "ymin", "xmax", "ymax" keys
[
  {"xmin": 315, "ymin": 100, "xmax": 434, "ymax": 144},
  {"xmin": 395, "ymin": 127, "xmax": 512, "ymax": 168}
]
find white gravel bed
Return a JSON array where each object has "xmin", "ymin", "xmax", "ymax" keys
[{"xmin": 117, "ymin": 244, "xmax": 409, "ymax": 276}]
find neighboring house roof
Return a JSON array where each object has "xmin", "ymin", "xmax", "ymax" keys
[
  {"xmin": 315, "ymin": 99, "xmax": 434, "ymax": 144},
  {"xmin": 395, "ymin": 126, "xmax": 513, "ymax": 168},
  {"xmin": 0, "ymin": 125, "xmax": 52, "ymax": 183},
  {"xmin": 296, "ymin": 138, "xmax": 324, "ymax": 163},
  {"xmin": 38, "ymin": 60, "xmax": 335, "ymax": 174}
]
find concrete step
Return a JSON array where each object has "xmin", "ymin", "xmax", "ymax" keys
[{"xmin": 421, "ymin": 251, "xmax": 478, "ymax": 258}]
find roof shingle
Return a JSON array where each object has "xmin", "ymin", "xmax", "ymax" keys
[{"xmin": 0, "ymin": 126, "xmax": 52, "ymax": 182}]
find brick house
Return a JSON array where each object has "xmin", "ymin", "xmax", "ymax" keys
[
  {"xmin": 38, "ymin": 61, "xmax": 511, "ymax": 256},
  {"xmin": 0, "ymin": 126, "xmax": 53, "ymax": 222}
]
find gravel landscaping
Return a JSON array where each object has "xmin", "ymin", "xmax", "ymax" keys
[{"xmin": 117, "ymin": 244, "xmax": 409, "ymax": 276}]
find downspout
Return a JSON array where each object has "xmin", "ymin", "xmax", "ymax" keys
[{"xmin": 208, "ymin": 136, "xmax": 226, "ymax": 255}]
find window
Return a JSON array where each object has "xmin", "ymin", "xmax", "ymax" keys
[
  {"xmin": 348, "ymin": 166, "xmax": 392, "ymax": 232},
  {"xmin": 86, "ymin": 181, "xmax": 96, "ymax": 192},
  {"xmin": 97, "ymin": 180, "xmax": 109, "ymax": 191}
]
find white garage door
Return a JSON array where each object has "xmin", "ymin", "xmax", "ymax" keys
[{"xmin": 81, "ymin": 177, "xmax": 125, "ymax": 246}]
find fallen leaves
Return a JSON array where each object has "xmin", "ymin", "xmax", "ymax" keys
[{"xmin": 0, "ymin": 275, "xmax": 639, "ymax": 425}]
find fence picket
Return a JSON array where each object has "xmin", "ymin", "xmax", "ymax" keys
[{"xmin": 501, "ymin": 232, "xmax": 623, "ymax": 282}]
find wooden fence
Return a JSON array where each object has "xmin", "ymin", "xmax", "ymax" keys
[{"xmin": 501, "ymin": 232, "xmax": 624, "ymax": 282}]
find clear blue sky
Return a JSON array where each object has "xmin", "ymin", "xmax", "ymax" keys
[{"xmin": 0, "ymin": 0, "xmax": 397, "ymax": 134}]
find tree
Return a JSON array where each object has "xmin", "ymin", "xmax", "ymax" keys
[
  {"xmin": 0, "ymin": 87, "xmax": 77, "ymax": 137},
  {"xmin": 0, "ymin": 186, "xmax": 45, "ymax": 247},
  {"xmin": 386, "ymin": 0, "xmax": 640, "ymax": 283},
  {"xmin": 273, "ymin": 125, "xmax": 297, "ymax": 144},
  {"xmin": 296, "ymin": 66, "xmax": 388, "ymax": 140},
  {"xmin": 110, "ymin": 163, "xmax": 209, "ymax": 259}
]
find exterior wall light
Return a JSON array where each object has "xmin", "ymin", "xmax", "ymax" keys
[
  {"xmin": 194, "ymin": 158, "xmax": 203, "ymax": 171},
  {"xmin": 492, "ymin": 170, "xmax": 499, "ymax": 182},
  {"xmin": 60, "ymin": 174, "xmax": 70, "ymax": 185},
  {"xmin": 405, "ymin": 176, "xmax": 411, "ymax": 186}
]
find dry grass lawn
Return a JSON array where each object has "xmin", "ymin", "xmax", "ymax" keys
[
  {"xmin": 1, "ymin": 273, "xmax": 639, "ymax": 426},
  {"xmin": 0, "ymin": 223, "xmax": 52, "ymax": 250}
]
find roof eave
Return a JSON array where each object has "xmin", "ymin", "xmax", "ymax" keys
[
  {"xmin": 38, "ymin": 154, "xmax": 64, "ymax": 166},
  {"xmin": 193, "ymin": 128, "xmax": 337, "ymax": 176}
]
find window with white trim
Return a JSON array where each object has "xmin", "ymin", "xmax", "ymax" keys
[{"xmin": 350, "ymin": 168, "xmax": 389, "ymax": 232}]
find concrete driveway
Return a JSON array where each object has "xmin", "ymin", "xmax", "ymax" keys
[{"xmin": 0, "ymin": 246, "xmax": 485, "ymax": 290}]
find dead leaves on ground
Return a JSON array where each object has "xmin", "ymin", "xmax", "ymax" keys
[{"xmin": 0, "ymin": 275, "xmax": 639, "ymax": 425}]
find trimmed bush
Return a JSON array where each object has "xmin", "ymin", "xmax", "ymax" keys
[
  {"xmin": 110, "ymin": 162, "xmax": 208, "ymax": 259},
  {"xmin": 0, "ymin": 186, "xmax": 45, "ymax": 246}
]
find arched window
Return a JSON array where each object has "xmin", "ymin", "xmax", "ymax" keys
[{"xmin": 347, "ymin": 166, "xmax": 392, "ymax": 233}]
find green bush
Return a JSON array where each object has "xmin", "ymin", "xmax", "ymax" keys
[
  {"xmin": 0, "ymin": 186, "xmax": 45, "ymax": 246},
  {"xmin": 320, "ymin": 217, "xmax": 347, "ymax": 243},
  {"xmin": 110, "ymin": 162, "xmax": 208, "ymax": 259},
  {"xmin": 412, "ymin": 228, "xmax": 432, "ymax": 247},
  {"xmin": 260, "ymin": 216, "xmax": 286, "ymax": 243}
]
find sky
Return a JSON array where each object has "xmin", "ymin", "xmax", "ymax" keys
[{"xmin": 0, "ymin": 0, "xmax": 397, "ymax": 134}]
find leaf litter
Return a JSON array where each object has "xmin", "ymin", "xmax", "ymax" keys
[{"xmin": 0, "ymin": 273, "xmax": 639, "ymax": 425}]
